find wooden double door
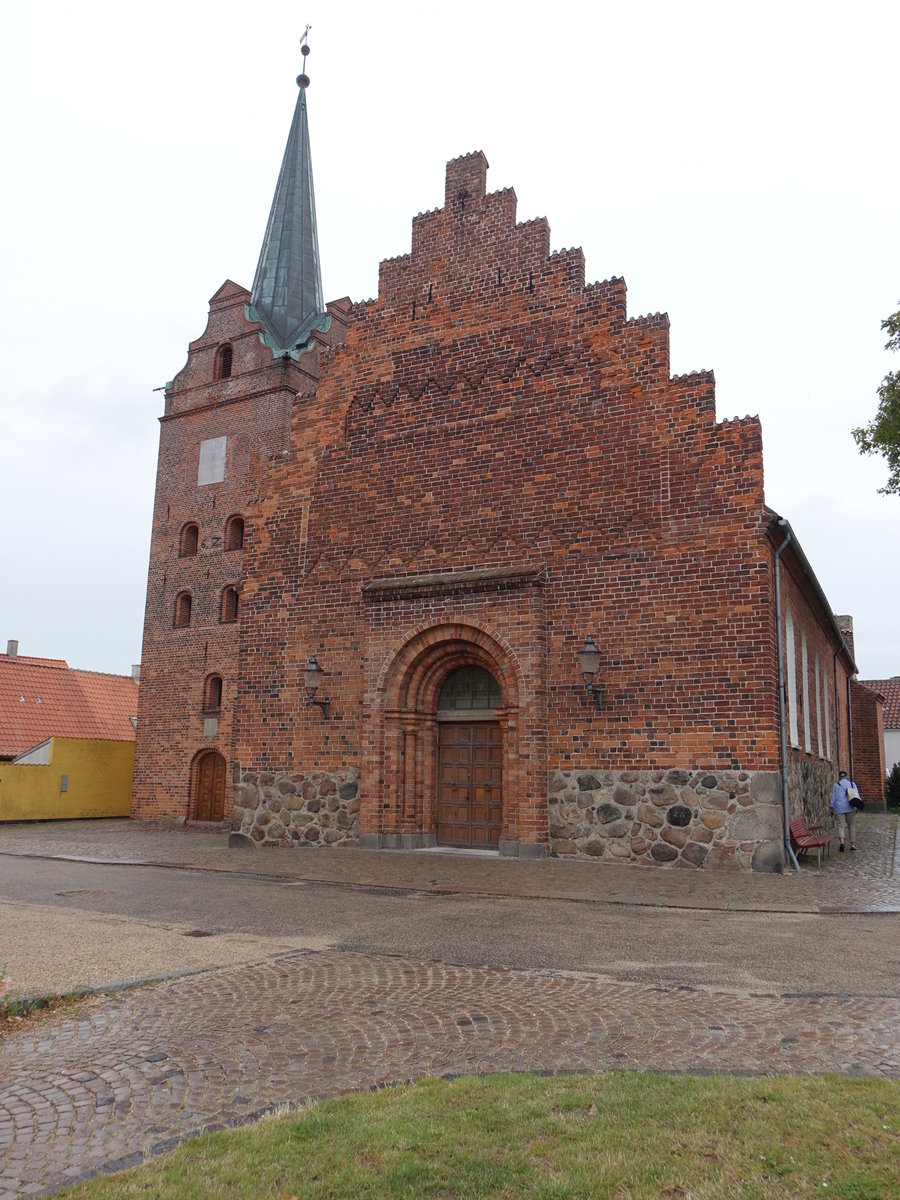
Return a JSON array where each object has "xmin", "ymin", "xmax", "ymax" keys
[
  {"xmin": 437, "ymin": 721, "xmax": 502, "ymax": 848},
  {"xmin": 194, "ymin": 750, "xmax": 226, "ymax": 822}
]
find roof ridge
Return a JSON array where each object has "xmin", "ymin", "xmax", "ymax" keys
[
  {"xmin": 0, "ymin": 656, "xmax": 68, "ymax": 669},
  {"xmin": 68, "ymin": 667, "xmax": 138, "ymax": 682}
]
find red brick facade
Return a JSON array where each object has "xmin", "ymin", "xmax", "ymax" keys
[
  {"xmin": 850, "ymin": 681, "xmax": 886, "ymax": 808},
  {"xmin": 133, "ymin": 152, "xmax": 860, "ymax": 868}
]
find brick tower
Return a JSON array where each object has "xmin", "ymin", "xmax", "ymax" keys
[{"xmin": 132, "ymin": 35, "xmax": 346, "ymax": 820}]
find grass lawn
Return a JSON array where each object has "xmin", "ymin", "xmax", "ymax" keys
[{"xmin": 59, "ymin": 1071, "xmax": 899, "ymax": 1199}]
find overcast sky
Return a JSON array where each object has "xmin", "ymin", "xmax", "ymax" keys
[{"xmin": 2, "ymin": 1, "xmax": 898, "ymax": 679}]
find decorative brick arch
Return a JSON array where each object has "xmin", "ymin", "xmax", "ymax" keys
[{"xmin": 362, "ymin": 621, "xmax": 547, "ymax": 857}]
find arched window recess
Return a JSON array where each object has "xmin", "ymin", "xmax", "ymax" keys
[
  {"xmin": 173, "ymin": 592, "xmax": 192, "ymax": 628},
  {"xmin": 215, "ymin": 344, "xmax": 233, "ymax": 380},
  {"xmin": 179, "ymin": 523, "xmax": 199, "ymax": 557}
]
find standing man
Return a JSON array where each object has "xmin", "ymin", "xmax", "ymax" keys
[{"xmin": 830, "ymin": 770, "xmax": 861, "ymax": 852}]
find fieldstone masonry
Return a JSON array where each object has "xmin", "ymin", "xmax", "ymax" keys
[
  {"xmin": 230, "ymin": 768, "xmax": 360, "ymax": 847},
  {"xmin": 232, "ymin": 763, "xmax": 786, "ymax": 870},
  {"xmin": 548, "ymin": 768, "xmax": 785, "ymax": 871}
]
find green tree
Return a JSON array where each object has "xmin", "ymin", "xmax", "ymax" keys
[
  {"xmin": 853, "ymin": 305, "xmax": 900, "ymax": 495},
  {"xmin": 886, "ymin": 762, "xmax": 900, "ymax": 810}
]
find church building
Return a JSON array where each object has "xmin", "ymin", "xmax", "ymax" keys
[{"xmin": 132, "ymin": 41, "xmax": 872, "ymax": 869}]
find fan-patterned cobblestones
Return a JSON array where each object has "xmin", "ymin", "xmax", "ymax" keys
[{"xmin": 2, "ymin": 948, "xmax": 898, "ymax": 1198}]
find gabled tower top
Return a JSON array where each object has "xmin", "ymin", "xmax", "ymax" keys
[{"xmin": 247, "ymin": 28, "xmax": 329, "ymax": 357}]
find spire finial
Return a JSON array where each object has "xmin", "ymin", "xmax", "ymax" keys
[{"xmin": 297, "ymin": 25, "xmax": 311, "ymax": 89}]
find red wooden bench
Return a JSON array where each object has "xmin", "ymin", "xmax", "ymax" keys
[{"xmin": 789, "ymin": 817, "xmax": 835, "ymax": 868}]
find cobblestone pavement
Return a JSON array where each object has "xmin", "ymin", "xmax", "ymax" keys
[
  {"xmin": 2, "ymin": 812, "xmax": 898, "ymax": 913},
  {"xmin": 2, "ymin": 948, "xmax": 898, "ymax": 1198},
  {"xmin": 1, "ymin": 814, "xmax": 898, "ymax": 1197}
]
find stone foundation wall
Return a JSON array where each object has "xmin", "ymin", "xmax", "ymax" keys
[
  {"xmin": 548, "ymin": 768, "xmax": 785, "ymax": 872},
  {"xmin": 230, "ymin": 767, "xmax": 360, "ymax": 847},
  {"xmin": 786, "ymin": 755, "xmax": 836, "ymax": 827}
]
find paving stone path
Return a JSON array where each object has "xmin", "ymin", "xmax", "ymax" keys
[{"xmin": 2, "ymin": 948, "xmax": 898, "ymax": 1198}]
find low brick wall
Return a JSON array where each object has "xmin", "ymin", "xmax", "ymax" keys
[
  {"xmin": 548, "ymin": 768, "xmax": 785, "ymax": 871},
  {"xmin": 231, "ymin": 767, "xmax": 360, "ymax": 846}
]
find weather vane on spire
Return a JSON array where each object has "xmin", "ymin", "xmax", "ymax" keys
[{"xmin": 297, "ymin": 25, "xmax": 312, "ymax": 89}]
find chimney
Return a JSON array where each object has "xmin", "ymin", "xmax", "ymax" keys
[
  {"xmin": 6, "ymin": 640, "xmax": 18, "ymax": 659},
  {"xmin": 131, "ymin": 664, "xmax": 141, "ymax": 684},
  {"xmin": 835, "ymin": 614, "xmax": 855, "ymax": 666}
]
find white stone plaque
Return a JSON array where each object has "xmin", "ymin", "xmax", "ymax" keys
[{"xmin": 198, "ymin": 436, "xmax": 227, "ymax": 485}]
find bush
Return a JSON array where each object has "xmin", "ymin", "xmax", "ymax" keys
[{"xmin": 886, "ymin": 763, "xmax": 900, "ymax": 809}]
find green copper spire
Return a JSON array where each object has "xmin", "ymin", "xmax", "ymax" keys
[{"xmin": 248, "ymin": 29, "xmax": 328, "ymax": 357}]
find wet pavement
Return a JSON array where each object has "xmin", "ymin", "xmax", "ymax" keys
[
  {"xmin": 1, "ymin": 814, "xmax": 898, "ymax": 1197},
  {"xmin": 2, "ymin": 810, "xmax": 898, "ymax": 914}
]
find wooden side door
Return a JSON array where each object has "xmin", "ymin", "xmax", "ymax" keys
[
  {"xmin": 195, "ymin": 751, "xmax": 226, "ymax": 822},
  {"xmin": 437, "ymin": 722, "xmax": 501, "ymax": 847}
]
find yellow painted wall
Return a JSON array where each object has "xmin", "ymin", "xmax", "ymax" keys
[{"xmin": 0, "ymin": 738, "xmax": 134, "ymax": 821}]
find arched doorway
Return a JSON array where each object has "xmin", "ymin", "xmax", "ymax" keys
[
  {"xmin": 193, "ymin": 750, "xmax": 226, "ymax": 822},
  {"xmin": 367, "ymin": 620, "xmax": 546, "ymax": 856},
  {"xmin": 436, "ymin": 666, "xmax": 503, "ymax": 848}
]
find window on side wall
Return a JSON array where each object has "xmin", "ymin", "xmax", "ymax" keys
[
  {"xmin": 785, "ymin": 609, "xmax": 799, "ymax": 748},
  {"xmin": 815, "ymin": 655, "xmax": 824, "ymax": 757},
  {"xmin": 801, "ymin": 630, "xmax": 811, "ymax": 752}
]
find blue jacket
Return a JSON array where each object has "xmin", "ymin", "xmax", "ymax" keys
[{"xmin": 830, "ymin": 779, "xmax": 858, "ymax": 814}]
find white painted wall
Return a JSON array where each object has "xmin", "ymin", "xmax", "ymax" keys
[{"xmin": 885, "ymin": 729, "xmax": 900, "ymax": 772}]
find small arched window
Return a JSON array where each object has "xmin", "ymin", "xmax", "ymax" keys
[
  {"xmin": 203, "ymin": 673, "xmax": 223, "ymax": 711},
  {"xmin": 179, "ymin": 523, "xmax": 199, "ymax": 557},
  {"xmin": 225, "ymin": 515, "xmax": 244, "ymax": 551},
  {"xmin": 216, "ymin": 344, "xmax": 233, "ymax": 380},
  {"xmin": 174, "ymin": 592, "xmax": 192, "ymax": 628},
  {"xmin": 221, "ymin": 586, "xmax": 239, "ymax": 623}
]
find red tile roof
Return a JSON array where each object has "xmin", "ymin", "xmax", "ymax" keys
[
  {"xmin": 0, "ymin": 654, "xmax": 138, "ymax": 759},
  {"xmin": 859, "ymin": 677, "xmax": 900, "ymax": 729}
]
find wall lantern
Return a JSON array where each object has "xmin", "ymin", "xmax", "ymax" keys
[
  {"xmin": 303, "ymin": 653, "xmax": 331, "ymax": 719},
  {"xmin": 577, "ymin": 635, "xmax": 604, "ymax": 709}
]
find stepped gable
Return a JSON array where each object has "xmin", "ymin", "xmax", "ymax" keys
[
  {"xmin": 264, "ymin": 150, "xmax": 769, "ymax": 592},
  {"xmin": 374, "ymin": 152, "xmax": 590, "ymax": 317},
  {"xmin": 330, "ymin": 152, "xmax": 760, "ymax": 473}
]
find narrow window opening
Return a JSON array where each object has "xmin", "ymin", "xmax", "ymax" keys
[
  {"xmin": 815, "ymin": 656, "xmax": 824, "ymax": 757},
  {"xmin": 225, "ymin": 515, "xmax": 244, "ymax": 551},
  {"xmin": 785, "ymin": 610, "xmax": 798, "ymax": 748},
  {"xmin": 221, "ymin": 587, "xmax": 239, "ymax": 623},
  {"xmin": 179, "ymin": 523, "xmax": 199, "ymax": 557},
  {"xmin": 203, "ymin": 673, "xmax": 223, "ymax": 712},
  {"xmin": 216, "ymin": 344, "xmax": 233, "ymax": 380},
  {"xmin": 174, "ymin": 592, "xmax": 192, "ymax": 628},
  {"xmin": 801, "ymin": 630, "xmax": 811, "ymax": 752}
]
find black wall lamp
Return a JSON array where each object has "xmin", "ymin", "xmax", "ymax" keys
[
  {"xmin": 303, "ymin": 654, "xmax": 331, "ymax": 719},
  {"xmin": 577, "ymin": 635, "xmax": 604, "ymax": 709}
]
